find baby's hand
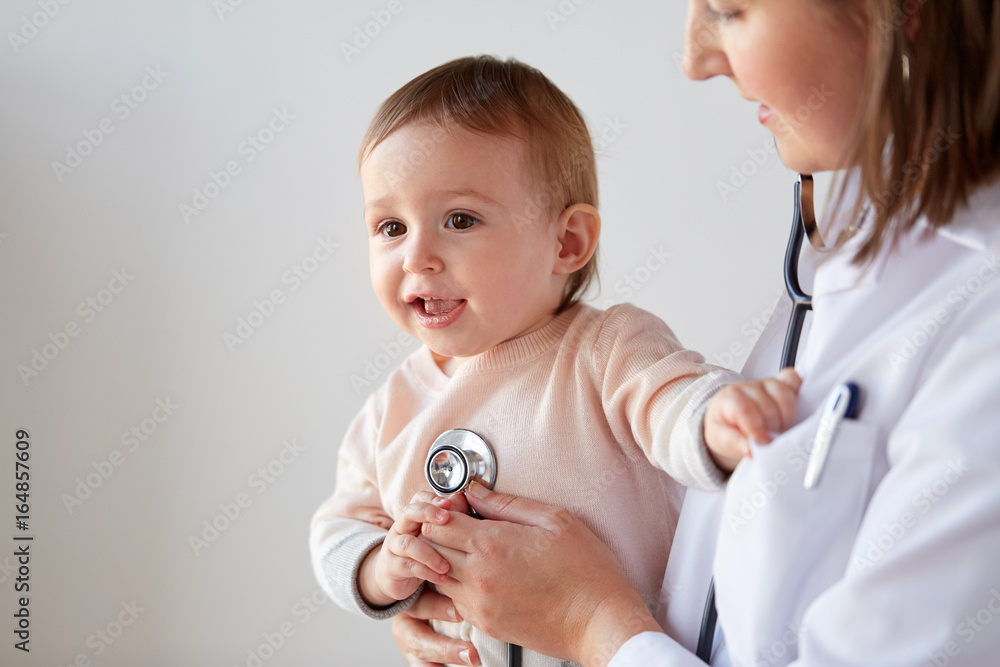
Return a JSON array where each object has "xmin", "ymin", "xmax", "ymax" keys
[
  {"xmin": 363, "ymin": 495, "xmax": 453, "ymax": 606},
  {"xmin": 704, "ymin": 368, "xmax": 802, "ymax": 473}
]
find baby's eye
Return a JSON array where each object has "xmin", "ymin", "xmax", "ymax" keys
[
  {"xmin": 378, "ymin": 221, "xmax": 406, "ymax": 238},
  {"xmin": 445, "ymin": 213, "xmax": 480, "ymax": 230}
]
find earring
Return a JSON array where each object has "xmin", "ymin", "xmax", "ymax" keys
[{"xmin": 900, "ymin": 41, "xmax": 912, "ymax": 103}]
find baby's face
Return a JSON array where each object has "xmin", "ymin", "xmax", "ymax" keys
[{"xmin": 361, "ymin": 122, "xmax": 565, "ymax": 364}]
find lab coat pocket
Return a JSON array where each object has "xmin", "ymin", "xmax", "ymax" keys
[{"xmin": 715, "ymin": 418, "xmax": 881, "ymax": 664}]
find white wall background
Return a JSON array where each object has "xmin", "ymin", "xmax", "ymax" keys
[{"xmin": 0, "ymin": 1, "xmax": 800, "ymax": 665}]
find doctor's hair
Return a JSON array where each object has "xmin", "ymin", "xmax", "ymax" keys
[
  {"xmin": 834, "ymin": 0, "xmax": 1000, "ymax": 264},
  {"xmin": 359, "ymin": 55, "xmax": 599, "ymax": 312}
]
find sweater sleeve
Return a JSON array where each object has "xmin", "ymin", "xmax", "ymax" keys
[
  {"xmin": 309, "ymin": 393, "xmax": 423, "ymax": 619},
  {"xmin": 591, "ymin": 305, "xmax": 743, "ymax": 490}
]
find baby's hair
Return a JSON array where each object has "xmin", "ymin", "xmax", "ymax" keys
[{"xmin": 359, "ymin": 55, "xmax": 599, "ymax": 312}]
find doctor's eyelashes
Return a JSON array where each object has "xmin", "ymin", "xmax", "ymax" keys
[{"xmin": 704, "ymin": 5, "xmax": 741, "ymax": 25}]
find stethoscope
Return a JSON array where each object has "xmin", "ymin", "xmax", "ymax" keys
[
  {"xmin": 695, "ymin": 173, "xmax": 817, "ymax": 663},
  {"xmin": 424, "ymin": 429, "xmax": 523, "ymax": 667}
]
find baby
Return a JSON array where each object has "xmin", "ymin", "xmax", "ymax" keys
[{"xmin": 310, "ymin": 55, "xmax": 798, "ymax": 666}]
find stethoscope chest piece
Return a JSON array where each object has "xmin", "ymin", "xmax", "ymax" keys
[{"xmin": 424, "ymin": 429, "xmax": 497, "ymax": 496}]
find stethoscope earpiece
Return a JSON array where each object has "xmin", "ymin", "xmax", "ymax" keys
[{"xmin": 424, "ymin": 429, "xmax": 497, "ymax": 497}]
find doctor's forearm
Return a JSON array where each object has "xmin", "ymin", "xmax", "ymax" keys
[{"xmin": 575, "ymin": 594, "xmax": 663, "ymax": 667}]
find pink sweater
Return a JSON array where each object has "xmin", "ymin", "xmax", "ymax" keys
[{"xmin": 310, "ymin": 303, "xmax": 738, "ymax": 666}]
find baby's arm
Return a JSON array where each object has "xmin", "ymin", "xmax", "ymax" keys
[
  {"xmin": 310, "ymin": 393, "xmax": 430, "ymax": 619},
  {"xmin": 703, "ymin": 368, "xmax": 802, "ymax": 472},
  {"xmin": 357, "ymin": 496, "xmax": 452, "ymax": 607},
  {"xmin": 592, "ymin": 305, "xmax": 745, "ymax": 490}
]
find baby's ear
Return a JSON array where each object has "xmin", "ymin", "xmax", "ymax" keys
[{"xmin": 553, "ymin": 203, "xmax": 600, "ymax": 276}]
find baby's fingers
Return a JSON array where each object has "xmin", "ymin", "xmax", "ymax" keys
[
  {"xmin": 728, "ymin": 385, "xmax": 780, "ymax": 443},
  {"xmin": 760, "ymin": 377, "xmax": 800, "ymax": 431},
  {"xmin": 408, "ymin": 489, "xmax": 441, "ymax": 506},
  {"xmin": 384, "ymin": 532, "xmax": 450, "ymax": 583},
  {"xmin": 448, "ymin": 492, "xmax": 471, "ymax": 515},
  {"xmin": 777, "ymin": 367, "xmax": 803, "ymax": 391},
  {"xmin": 396, "ymin": 501, "xmax": 452, "ymax": 536}
]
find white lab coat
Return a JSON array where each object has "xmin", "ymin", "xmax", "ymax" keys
[{"xmin": 612, "ymin": 177, "xmax": 1000, "ymax": 666}]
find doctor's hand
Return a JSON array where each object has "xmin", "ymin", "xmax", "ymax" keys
[
  {"xmin": 392, "ymin": 589, "xmax": 481, "ymax": 667},
  {"xmin": 704, "ymin": 368, "xmax": 802, "ymax": 472},
  {"xmin": 358, "ymin": 494, "xmax": 454, "ymax": 608},
  {"xmin": 420, "ymin": 482, "xmax": 662, "ymax": 667}
]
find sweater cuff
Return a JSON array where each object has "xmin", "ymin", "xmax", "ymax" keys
[
  {"xmin": 313, "ymin": 521, "xmax": 423, "ymax": 620},
  {"xmin": 654, "ymin": 370, "xmax": 736, "ymax": 491},
  {"xmin": 347, "ymin": 536, "xmax": 425, "ymax": 620},
  {"xmin": 689, "ymin": 383, "xmax": 732, "ymax": 490}
]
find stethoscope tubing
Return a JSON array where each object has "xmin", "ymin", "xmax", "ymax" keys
[
  {"xmin": 695, "ymin": 173, "xmax": 815, "ymax": 664},
  {"xmin": 781, "ymin": 175, "xmax": 815, "ymax": 369},
  {"xmin": 508, "ymin": 642, "xmax": 522, "ymax": 667}
]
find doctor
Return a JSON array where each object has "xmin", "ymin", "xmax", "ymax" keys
[{"xmin": 394, "ymin": 0, "xmax": 1000, "ymax": 665}]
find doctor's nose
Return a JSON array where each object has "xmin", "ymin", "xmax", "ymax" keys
[
  {"xmin": 682, "ymin": 0, "xmax": 733, "ymax": 81},
  {"xmin": 402, "ymin": 232, "xmax": 444, "ymax": 275}
]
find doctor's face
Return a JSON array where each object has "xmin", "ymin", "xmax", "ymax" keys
[{"xmin": 683, "ymin": 0, "xmax": 869, "ymax": 174}]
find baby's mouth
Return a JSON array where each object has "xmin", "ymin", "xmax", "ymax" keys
[
  {"xmin": 408, "ymin": 296, "xmax": 468, "ymax": 328},
  {"xmin": 419, "ymin": 297, "xmax": 465, "ymax": 316}
]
